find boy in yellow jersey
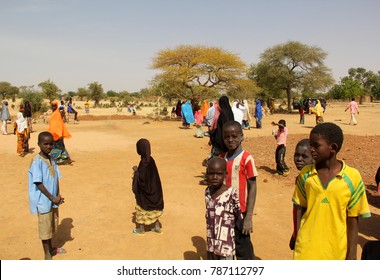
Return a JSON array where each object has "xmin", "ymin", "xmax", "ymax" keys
[{"xmin": 292, "ymin": 123, "xmax": 371, "ymax": 259}]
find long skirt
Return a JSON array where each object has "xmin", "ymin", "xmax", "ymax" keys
[
  {"xmin": 16, "ymin": 132, "xmax": 28, "ymax": 154},
  {"xmin": 135, "ymin": 205, "xmax": 163, "ymax": 225},
  {"xmin": 51, "ymin": 138, "xmax": 70, "ymax": 164}
]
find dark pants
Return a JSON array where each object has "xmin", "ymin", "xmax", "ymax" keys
[
  {"xmin": 235, "ymin": 214, "xmax": 255, "ymax": 260},
  {"xmin": 275, "ymin": 145, "xmax": 289, "ymax": 174}
]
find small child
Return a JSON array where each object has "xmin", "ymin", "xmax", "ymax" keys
[
  {"xmin": 14, "ymin": 112, "xmax": 30, "ymax": 157},
  {"xmin": 289, "ymin": 139, "xmax": 312, "ymax": 250},
  {"xmin": 84, "ymin": 101, "xmax": 90, "ymax": 114},
  {"xmin": 272, "ymin": 119, "xmax": 290, "ymax": 176},
  {"xmin": 293, "ymin": 123, "xmax": 371, "ymax": 259},
  {"xmin": 220, "ymin": 120, "xmax": 258, "ymax": 260},
  {"xmin": 132, "ymin": 139, "xmax": 164, "ymax": 235},
  {"xmin": 299, "ymin": 102, "xmax": 305, "ymax": 124},
  {"xmin": 205, "ymin": 157, "xmax": 242, "ymax": 260},
  {"xmin": 28, "ymin": 131, "xmax": 66, "ymax": 260}
]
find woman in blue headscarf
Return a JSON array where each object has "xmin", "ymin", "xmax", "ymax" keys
[
  {"xmin": 181, "ymin": 100, "xmax": 195, "ymax": 128},
  {"xmin": 254, "ymin": 99, "xmax": 263, "ymax": 129}
]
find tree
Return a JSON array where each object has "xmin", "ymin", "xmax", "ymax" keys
[
  {"xmin": 76, "ymin": 87, "xmax": 90, "ymax": 101},
  {"xmin": 348, "ymin": 67, "xmax": 378, "ymax": 103},
  {"xmin": 249, "ymin": 41, "xmax": 334, "ymax": 112},
  {"xmin": 151, "ymin": 45, "xmax": 247, "ymax": 102},
  {"xmin": 327, "ymin": 77, "xmax": 362, "ymax": 100},
  {"xmin": 0, "ymin": 81, "xmax": 19, "ymax": 101},
  {"xmin": 38, "ymin": 79, "xmax": 61, "ymax": 102},
  {"xmin": 88, "ymin": 82, "xmax": 104, "ymax": 107},
  {"xmin": 19, "ymin": 86, "xmax": 46, "ymax": 113},
  {"xmin": 226, "ymin": 79, "xmax": 261, "ymax": 101}
]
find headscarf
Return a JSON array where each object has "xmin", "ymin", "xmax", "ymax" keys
[
  {"xmin": 181, "ymin": 100, "xmax": 195, "ymax": 124},
  {"xmin": 175, "ymin": 100, "xmax": 182, "ymax": 117},
  {"xmin": 1, "ymin": 101, "xmax": 11, "ymax": 121},
  {"xmin": 133, "ymin": 139, "xmax": 164, "ymax": 211},
  {"xmin": 48, "ymin": 100, "xmax": 71, "ymax": 141},
  {"xmin": 312, "ymin": 100, "xmax": 324, "ymax": 117},
  {"xmin": 194, "ymin": 109, "xmax": 204, "ymax": 126},
  {"xmin": 243, "ymin": 99, "xmax": 252, "ymax": 121},
  {"xmin": 15, "ymin": 112, "xmax": 28, "ymax": 133},
  {"xmin": 23, "ymin": 101, "xmax": 32, "ymax": 118},
  {"xmin": 200, "ymin": 100, "xmax": 209, "ymax": 118},
  {"xmin": 255, "ymin": 99, "xmax": 263, "ymax": 120},
  {"xmin": 210, "ymin": 103, "xmax": 220, "ymax": 130},
  {"xmin": 209, "ymin": 95, "xmax": 234, "ymax": 153}
]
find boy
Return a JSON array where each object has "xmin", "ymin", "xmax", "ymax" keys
[
  {"xmin": 205, "ymin": 157, "xmax": 242, "ymax": 260},
  {"xmin": 293, "ymin": 123, "xmax": 371, "ymax": 259},
  {"xmin": 220, "ymin": 120, "xmax": 258, "ymax": 260},
  {"xmin": 28, "ymin": 131, "xmax": 66, "ymax": 260},
  {"xmin": 272, "ymin": 119, "xmax": 290, "ymax": 176},
  {"xmin": 289, "ymin": 139, "xmax": 312, "ymax": 250}
]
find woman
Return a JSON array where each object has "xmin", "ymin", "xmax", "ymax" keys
[
  {"xmin": 181, "ymin": 100, "xmax": 195, "ymax": 129},
  {"xmin": 242, "ymin": 99, "xmax": 252, "ymax": 130},
  {"xmin": 200, "ymin": 100, "xmax": 210, "ymax": 118},
  {"xmin": 13, "ymin": 112, "xmax": 30, "ymax": 156},
  {"xmin": 254, "ymin": 99, "xmax": 263, "ymax": 128},
  {"xmin": 132, "ymin": 139, "xmax": 164, "ymax": 235},
  {"xmin": 48, "ymin": 100, "xmax": 74, "ymax": 165},
  {"xmin": 1, "ymin": 100, "xmax": 11, "ymax": 135},
  {"xmin": 311, "ymin": 99, "xmax": 324, "ymax": 125}
]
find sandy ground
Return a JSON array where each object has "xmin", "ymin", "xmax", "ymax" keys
[{"xmin": 0, "ymin": 101, "xmax": 379, "ymax": 260}]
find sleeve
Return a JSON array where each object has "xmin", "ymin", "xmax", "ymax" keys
[
  {"xmin": 346, "ymin": 171, "xmax": 371, "ymax": 218},
  {"xmin": 292, "ymin": 171, "xmax": 307, "ymax": 208},
  {"xmin": 244, "ymin": 153, "xmax": 258, "ymax": 179},
  {"xmin": 30, "ymin": 157, "xmax": 43, "ymax": 183}
]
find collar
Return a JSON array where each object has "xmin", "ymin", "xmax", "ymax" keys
[{"xmin": 310, "ymin": 159, "xmax": 345, "ymax": 178}]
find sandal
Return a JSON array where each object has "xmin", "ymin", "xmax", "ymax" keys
[
  {"xmin": 150, "ymin": 229, "xmax": 163, "ymax": 235},
  {"xmin": 50, "ymin": 247, "xmax": 67, "ymax": 256},
  {"xmin": 132, "ymin": 229, "xmax": 145, "ymax": 235}
]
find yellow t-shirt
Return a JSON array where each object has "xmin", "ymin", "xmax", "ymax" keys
[{"xmin": 292, "ymin": 160, "xmax": 371, "ymax": 260}]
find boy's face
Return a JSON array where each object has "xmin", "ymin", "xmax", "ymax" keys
[
  {"xmin": 309, "ymin": 133, "xmax": 334, "ymax": 164},
  {"xmin": 294, "ymin": 145, "xmax": 312, "ymax": 170},
  {"xmin": 223, "ymin": 125, "xmax": 243, "ymax": 151},
  {"xmin": 206, "ymin": 161, "xmax": 226, "ymax": 187},
  {"xmin": 38, "ymin": 135, "xmax": 54, "ymax": 156}
]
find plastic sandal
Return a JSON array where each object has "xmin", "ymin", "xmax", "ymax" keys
[{"xmin": 132, "ymin": 229, "xmax": 145, "ymax": 235}]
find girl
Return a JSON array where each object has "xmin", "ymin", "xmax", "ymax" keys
[
  {"xmin": 13, "ymin": 112, "xmax": 30, "ymax": 156},
  {"xmin": 1, "ymin": 100, "xmax": 11, "ymax": 135},
  {"xmin": 132, "ymin": 139, "xmax": 164, "ymax": 235}
]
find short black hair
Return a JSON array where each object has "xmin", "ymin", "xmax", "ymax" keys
[
  {"xmin": 223, "ymin": 120, "xmax": 242, "ymax": 133},
  {"xmin": 310, "ymin": 123, "xmax": 343, "ymax": 152},
  {"xmin": 38, "ymin": 131, "xmax": 53, "ymax": 143},
  {"xmin": 278, "ymin": 119, "xmax": 286, "ymax": 127},
  {"xmin": 207, "ymin": 157, "xmax": 227, "ymax": 172},
  {"xmin": 296, "ymin": 138, "xmax": 310, "ymax": 149}
]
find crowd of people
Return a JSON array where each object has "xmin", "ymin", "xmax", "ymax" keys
[{"xmin": 1, "ymin": 95, "xmax": 378, "ymax": 260}]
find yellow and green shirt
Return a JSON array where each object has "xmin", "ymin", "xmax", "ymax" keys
[{"xmin": 292, "ymin": 160, "xmax": 371, "ymax": 260}]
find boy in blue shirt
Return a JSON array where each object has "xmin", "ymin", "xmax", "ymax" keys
[{"xmin": 28, "ymin": 131, "xmax": 66, "ymax": 260}]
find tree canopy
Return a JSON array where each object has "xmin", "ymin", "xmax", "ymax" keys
[
  {"xmin": 38, "ymin": 79, "xmax": 61, "ymax": 102},
  {"xmin": 249, "ymin": 41, "xmax": 334, "ymax": 111},
  {"xmin": 151, "ymin": 45, "xmax": 249, "ymax": 102},
  {"xmin": 88, "ymin": 82, "xmax": 104, "ymax": 107},
  {"xmin": 0, "ymin": 81, "xmax": 19, "ymax": 101}
]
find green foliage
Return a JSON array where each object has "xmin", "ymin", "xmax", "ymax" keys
[
  {"xmin": 77, "ymin": 87, "xmax": 90, "ymax": 101},
  {"xmin": 88, "ymin": 82, "xmax": 104, "ymax": 107},
  {"xmin": 0, "ymin": 81, "xmax": 19, "ymax": 100},
  {"xmin": 19, "ymin": 86, "xmax": 48, "ymax": 114},
  {"xmin": 249, "ymin": 41, "xmax": 334, "ymax": 112},
  {"xmin": 327, "ymin": 77, "xmax": 362, "ymax": 100},
  {"xmin": 38, "ymin": 79, "xmax": 61, "ymax": 102},
  {"xmin": 106, "ymin": 90, "xmax": 118, "ymax": 98}
]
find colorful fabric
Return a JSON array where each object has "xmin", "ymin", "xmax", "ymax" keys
[
  {"xmin": 220, "ymin": 149, "xmax": 258, "ymax": 212},
  {"xmin": 135, "ymin": 204, "xmax": 163, "ymax": 225},
  {"xmin": 205, "ymin": 186, "xmax": 242, "ymax": 257},
  {"xmin": 347, "ymin": 100, "xmax": 359, "ymax": 114},
  {"xmin": 292, "ymin": 161, "xmax": 371, "ymax": 260},
  {"xmin": 28, "ymin": 154, "xmax": 61, "ymax": 214},
  {"xmin": 181, "ymin": 101, "xmax": 195, "ymax": 124},
  {"xmin": 0, "ymin": 101, "xmax": 10, "ymax": 121},
  {"xmin": 276, "ymin": 127, "xmax": 288, "ymax": 146},
  {"xmin": 48, "ymin": 100, "xmax": 71, "ymax": 141},
  {"xmin": 254, "ymin": 100, "xmax": 262, "ymax": 120},
  {"xmin": 201, "ymin": 100, "xmax": 209, "ymax": 118},
  {"xmin": 194, "ymin": 110, "xmax": 204, "ymax": 126},
  {"xmin": 50, "ymin": 138, "xmax": 71, "ymax": 164}
]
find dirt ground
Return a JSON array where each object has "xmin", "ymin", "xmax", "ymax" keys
[{"xmin": 0, "ymin": 101, "xmax": 379, "ymax": 260}]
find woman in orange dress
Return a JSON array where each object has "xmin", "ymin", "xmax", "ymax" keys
[{"xmin": 13, "ymin": 112, "xmax": 30, "ymax": 156}]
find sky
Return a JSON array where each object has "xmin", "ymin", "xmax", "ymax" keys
[{"xmin": 1, "ymin": 0, "xmax": 379, "ymax": 93}]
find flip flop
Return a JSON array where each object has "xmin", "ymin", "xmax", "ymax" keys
[
  {"xmin": 132, "ymin": 229, "xmax": 145, "ymax": 235},
  {"xmin": 150, "ymin": 229, "xmax": 163, "ymax": 235},
  {"xmin": 50, "ymin": 247, "xmax": 67, "ymax": 256}
]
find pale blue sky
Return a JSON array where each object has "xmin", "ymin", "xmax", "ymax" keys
[{"xmin": 1, "ymin": 0, "xmax": 379, "ymax": 93}]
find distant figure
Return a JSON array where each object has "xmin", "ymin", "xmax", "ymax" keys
[
  {"xmin": 59, "ymin": 101, "xmax": 67, "ymax": 123},
  {"xmin": 67, "ymin": 98, "xmax": 78, "ymax": 123},
  {"xmin": 311, "ymin": 100, "xmax": 324, "ymax": 125},
  {"xmin": 200, "ymin": 100, "xmax": 209, "ymax": 119},
  {"xmin": 28, "ymin": 131, "xmax": 66, "ymax": 260},
  {"xmin": 299, "ymin": 101, "xmax": 305, "ymax": 124},
  {"xmin": 24, "ymin": 100, "xmax": 33, "ymax": 132},
  {"xmin": 181, "ymin": 100, "xmax": 195, "ymax": 129},
  {"xmin": 132, "ymin": 139, "xmax": 164, "ymax": 235},
  {"xmin": 84, "ymin": 101, "xmax": 90, "ymax": 113},
  {"xmin": 345, "ymin": 98, "xmax": 359, "ymax": 125},
  {"xmin": 231, "ymin": 99, "xmax": 245, "ymax": 125},
  {"xmin": 242, "ymin": 99, "xmax": 252, "ymax": 130},
  {"xmin": 1, "ymin": 100, "xmax": 11, "ymax": 135},
  {"xmin": 272, "ymin": 119, "xmax": 290, "ymax": 176},
  {"xmin": 194, "ymin": 108, "xmax": 204, "ymax": 138},
  {"xmin": 205, "ymin": 157, "xmax": 242, "ymax": 260},
  {"xmin": 269, "ymin": 98, "xmax": 275, "ymax": 114},
  {"xmin": 254, "ymin": 99, "xmax": 263, "ymax": 129},
  {"xmin": 175, "ymin": 100, "xmax": 182, "ymax": 118},
  {"xmin": 13, "ymin": 112, "xmax": 30, "ymax": 157},
  {"xmin": 204, "ymin": 102, "xmax": 215, "ymax": 129}
]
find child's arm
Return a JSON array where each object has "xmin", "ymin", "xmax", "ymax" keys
[
  {"xmin": 346, "ymin": 216, "xmax": 358, "ymax": 260},
  {"xmin": 243, "ymin": 177, "xmax": 257, "ymax": 235},
  {"xmin": 36, "ymin": 183, "xmax": 64, "ymax": 206}
]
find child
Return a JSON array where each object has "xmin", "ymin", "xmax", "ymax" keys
[
  {"xmin": 132, "ymin": 139, "xmax": 164, "ymax": 235},
  {"xmin": 289, "ymin": 139, "xmax": 312, "ymax": 250},
  {"xmin": 1, "ymin": 100, "xmax": 11, "ymax": 135},
  {"xmin": 13, "ymin": 112, "xmax": 30, "ymax": 157},
  {"xmin": 272, "ymin": 119, "xmax": 290, "ymax": 176},
  {"xmin": 84, "ymin": 101, "xmax": 90, "ymax": 114},
  {"xmin": 28, "ymin": 131, "xmax": 66, "ymax": 260},
  {"xmin": 293, "ymin": 123, "xmax": 371, "ymax": 259},
  {"xmin": 299, "ymin": 102, "xmax": 305, "ymax": 124},
  {"xmin": 220, "ymin": 120, "xmax": 258, "ymax": 260},
  {"xmin": 205, "ymin": 157, "xmax": 242, "ymax": 260}
]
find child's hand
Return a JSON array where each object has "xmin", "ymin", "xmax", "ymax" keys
[
  {"xmin": 52, "ymin": 195, "xmax": 64, "ymax": 205},
  {"xmin": 242, "ymin": 214, "xmax": 253, "ymax": 235}
]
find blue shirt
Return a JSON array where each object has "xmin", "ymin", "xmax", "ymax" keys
[{"xmin": 28, "ymin": 155, "xmax": 61, "ymax": 214}]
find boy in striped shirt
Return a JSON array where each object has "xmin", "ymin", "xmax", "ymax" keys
[{"xmin": 220, "ymin": 120, "xmax": 258, "ymax": 260}]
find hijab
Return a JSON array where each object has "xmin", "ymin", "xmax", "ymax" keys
[
  {"xmin": 200, "ymin": 100, "xmax": 210, "ymax": 118},
  {"xmin": 48, "ymin": 100, "xmax": 71, "ymax": 141},
  {"xmin": 255, "ymin": 99, "xmax": 263, "ymax": 120},
  {"xmin": 16, "ymin": 112, "xmax": 28, "ymax": 133},
  {"xmin": 1, "ymin": 101, "xmax": 10, "ymax": 121},
  {"xmin": 133, "ymin": 139, "xmax": 164, "ymax": 211}
]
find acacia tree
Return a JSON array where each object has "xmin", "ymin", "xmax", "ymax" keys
[
  {"xmin": 0, "ymin": 81, "xmax": 19, "ymax": 101},
  {"xmin": 151, "ymin": 45, "xmax": 247, "ymax": 102},
  {"xmin": 38, "ymin": 79, "xmax": 61, "ymax": 102},
  {"xmin": 249, "ymin": 41, "xmax": 334, "ymax": 112},
  {"xmin": 88, "ymin": 82, "xmax": 104, "ymax": 107}
]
